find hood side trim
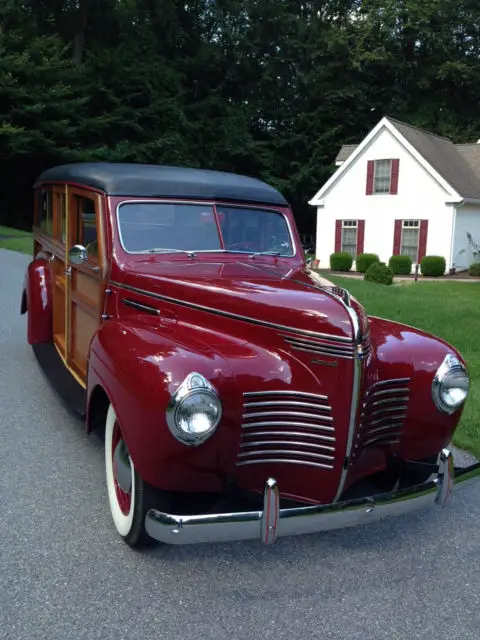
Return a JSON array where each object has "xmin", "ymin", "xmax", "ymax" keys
[{"xmin": 111, "ymin": 280, "xmax": 354, "ymax": 343}]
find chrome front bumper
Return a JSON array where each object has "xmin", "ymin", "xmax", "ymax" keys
[{"xmin": 145, "ymin": 449, "xmax": 480, "ymax": 546}]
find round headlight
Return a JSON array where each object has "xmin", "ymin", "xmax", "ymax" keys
[
  {"xmin": 166, "ymin": 373, "xmax": 222, "ymax": 446},
  {"xmin": 432, "ymin": 354, "xmax": 470, "ymax": 415}
]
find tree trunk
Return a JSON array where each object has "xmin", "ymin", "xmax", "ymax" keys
[{"xmin": 72, "ymin": 0, "xmax": 91, "ymax": 66}]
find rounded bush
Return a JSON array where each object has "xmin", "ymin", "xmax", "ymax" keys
[
  {"xmin": 469, "ymin": 262, "xmax": 480, "ymax": 276},
  {"xmin": 330, "ymin": 252, "xmax": 353, "ymax": 272},
  {"xmin": 388, "ymin": 255, "xmax": 412, "ymax": 275},
  {"xmin": 356, "ymin": 253, "xmax": 379, "ymax": 274},
  {"xmin": 420, "ymin": 255, "xmax": 446, "ymax": 277},
  {"xmin": 364, "ymin": 262, "xmax": 394, "ymax": 285}
]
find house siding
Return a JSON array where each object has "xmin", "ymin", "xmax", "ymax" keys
[
  {"xmin": 452, "ymin": 204, "xmax": 480, "ymax": 270},
  {"xmin": 315, "ymin": 127, "xmax": 455, "ymax": 271}
]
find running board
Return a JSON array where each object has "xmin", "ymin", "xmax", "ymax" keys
[{"xmin": 32, "ymin": 343, "xmax": 86, "ymax": 419}]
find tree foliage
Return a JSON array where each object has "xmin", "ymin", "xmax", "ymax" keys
[{"xmin": 2, "ymin": 0, "xmax": 480, "ymax": 230}]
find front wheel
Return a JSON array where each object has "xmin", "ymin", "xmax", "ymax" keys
[{"xmin": 105, "ymin": 403, "xmax": 168, "ymax": 547}]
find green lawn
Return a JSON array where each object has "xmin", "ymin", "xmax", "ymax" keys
[
  {"xmin": 0, "ymin": 225, "xmax": 33, "ymax": 255},
  {"xmin": 328, "ymin": 276, "xmax": 480, "ymax": 458}
]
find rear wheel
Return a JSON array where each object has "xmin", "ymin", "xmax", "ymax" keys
[{"xmin": 105, "ymin": 403, "xmax": 168, "ymax": 547}]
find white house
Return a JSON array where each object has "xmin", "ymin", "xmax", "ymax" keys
[{"xmin": 308, "ymin": 116, "xmax": 480, "ymax": 272}]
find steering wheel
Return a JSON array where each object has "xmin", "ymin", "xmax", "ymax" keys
[{"xmin": 229, "ymin": 241, "xmax": 262, "ymax": 252}]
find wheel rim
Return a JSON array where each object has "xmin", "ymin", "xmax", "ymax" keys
[{"xmin": 112, "ymin": 421, "xmax": 132, "ymax": 515}]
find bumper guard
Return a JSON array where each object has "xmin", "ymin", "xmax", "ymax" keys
[{"xmin": 145, "ymin": 449, "xmax": 480, "ymax": 545}]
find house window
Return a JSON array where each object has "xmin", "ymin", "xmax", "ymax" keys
[
  {"xmin": 341, "ymin": 220, "xmax": 357, "ymax": 257},
  {"xmin": 373, "ymin": 159, "xmax": 392, "ymax": 194},
  {"xmin": 401, "ymin": 220, "xmax": 420, "ymax": 262}
]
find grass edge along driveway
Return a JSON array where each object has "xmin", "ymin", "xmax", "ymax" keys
[
  {"xmin": 0, "ymin": 225, "xmax": 33, "ymax": 254},
  {"xmin": 329, "ymin": 275, "xmax": 480, "ymax": 459}
]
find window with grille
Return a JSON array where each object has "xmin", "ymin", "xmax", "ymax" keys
[
  {"xmin": 341, "ymin": 220, "xmax": 357, "ymax": 257},
  {"xmin": 373, "ymin": 159, "xmax": 392, "ymax": 194},
  {"xmin": 401, "ymin": 220, "xmax": 420, "ymax": 263}
]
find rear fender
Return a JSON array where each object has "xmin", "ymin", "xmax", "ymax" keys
[{"xmin": 22, "ymin": 259, "xmax": 53, "ymax": 344}]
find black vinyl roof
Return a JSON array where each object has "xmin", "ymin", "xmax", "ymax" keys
[{"xmin": 36, "ymin": 162, "xmax": 288, "ymax": 206}]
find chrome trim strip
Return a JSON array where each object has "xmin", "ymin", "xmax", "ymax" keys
[
  {"xmin": 110, "ymin": 281, "xmax": 353, "ymax": 342},
  {"xmin": 284, "ymin": 341, "xmax": 354, "ymax": 359},
  {"xmin": 370, "ymin": 388, "xmax": 410, "ymax": 397},
  {"xmin": 244, "ymin": 390, "xmax": 329, "ymax": 400},
  {"xmin": 371, "ymin": 397, "xmax": 409, "ymax": 407},
  {"xmin": 145, "ymin": 450, "xmax": 480, "ymax": 545},
  {"xmin": 242, "ymin": 412, "xmax": 334, "ymax": 426},
  {"xmin": 122, "ymin": 298, "xmax": 161, "ymax": 316},
  {"xmin": 238, "ymin": 449, "xmax": 334, "ymax": 462},
  {"xmin": 367, "ymin": 414, "xmax": 406, "ymax": 428},
  {"xmin": 244, "ymin": 400, "xmax": 331, "ymax": 411},
  {"xmin": 284, "ymin": 336, "xmax": 354, "ymax": 352},
  {"xmin": 371, "ymin": 378, "xmax": 411, "ymax": 387},
  {"xmin": 241, "ymin": 429, "xmax": 336, "ymax": 442},
  {"xmin": 333, "ymin": 302, "xmax": 363, "ymax": 502},
  {"xmin": 236, "ymin": 459, "xmax": 334, "ymax": 470},
  {"xmin": 239, "ymin": 440, "xmax": 336, "ymax": 452}
]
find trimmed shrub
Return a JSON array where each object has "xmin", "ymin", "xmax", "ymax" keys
[
  {"xmin": 469, "ymin": 262, "xmax": 480, "ymax": 276},
  {"xmin": 364, "ymin": 262, "xmax": 394, "ymax": 285},
  {"xmin": 388, "ymin": 255, "xmax": 413, "ymax": 275},
  {"xmin": 356, "ymin": 253, "xmax": 380, "ymax": 273},
  {"xmin": 330, "ymin": 252, "xmax": 353, "ymax": 271},
  {"xmin": 420, "ymin": 255, "xmax": 446, "ymax": 277}
]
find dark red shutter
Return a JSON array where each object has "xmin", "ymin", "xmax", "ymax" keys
[
  {"xmin": 357, "ymin": 220, "xmax": 365, "ymax": 255},
  {"xmin": 390, "ymin": 158, "xmax": 400, "ymax": 195},
  {"xmin": 418, "ymin": 220, "xmax": 429, "ymax": 262},
  {"xmin": 335, "ymin": 220, "xmax": 342, "ymax": 252},
  {"xmin": 366, "ymin": 161, "xmax": 374, "ymax": 195},
  {"xmin": 393, "ymin": 219, "xmax": 402, "ymax": 255}
]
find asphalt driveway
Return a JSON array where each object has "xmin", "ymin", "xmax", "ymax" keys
[{"xmin": 1, "ymin": 248, "xmax": 479, "ymax": 640}]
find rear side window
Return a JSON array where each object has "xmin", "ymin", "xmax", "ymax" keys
[{"xmin": 37, "ymin": 190, "xmax": 53, "ymax": 235}]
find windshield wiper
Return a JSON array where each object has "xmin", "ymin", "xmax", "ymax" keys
[
  {"xmin": 249, "ymin": 251, "xmax": 282, "ymax": 259},
  {"xmin": 138, "ymin": 248, "xmax": 197, "ymax": 257}
]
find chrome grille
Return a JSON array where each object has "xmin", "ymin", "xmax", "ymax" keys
[
  {"xmin": 237, "ymin": 390, "xmax": 336, "ymax": 470},
  {"xmin": 357, "ymin": 378, "xmax": 411, "ymax": 450}
]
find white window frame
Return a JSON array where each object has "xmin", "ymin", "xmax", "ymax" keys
[
  {"xmin": 341, "ymin": 220, "xmax": 358, "ymax": 257},
  {"xmin": 373, "ymin": 159, "xmax": 392, "ymax": 195},
  {"xmin": 400, "ymin": 219, "xmax": 420, "ymax": 263}
]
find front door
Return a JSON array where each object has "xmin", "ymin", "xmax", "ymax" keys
[{"xmin": 65, "ymin": 189, "xmax": 104, "ymax": 382}]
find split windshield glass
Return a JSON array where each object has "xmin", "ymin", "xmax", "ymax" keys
[{"xmin": 117, "ymin": 202, "xmax": 294, "ymax": 256}]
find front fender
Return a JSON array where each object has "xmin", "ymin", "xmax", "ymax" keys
[
  {"xmin": 368, "ymin": 315, "xmax": 465, "ymax": 459},
  {"xmin": 88, "ymin": 319, "xmax": 243, "ymax": 493},
  {"xmin": 22, "ymin": 259, "xmax": 53, "ymax": 344}
]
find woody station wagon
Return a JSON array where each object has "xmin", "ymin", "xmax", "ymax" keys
[{"xmin": 22, "ymin": 162, "xmax": 479, "ymax": 548}]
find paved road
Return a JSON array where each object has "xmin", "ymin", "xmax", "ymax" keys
[{"xmin": 1, "ymin": 248, "xmax": 480, "ymax": 640}]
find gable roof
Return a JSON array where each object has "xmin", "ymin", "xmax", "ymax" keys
[
  {"xmin": 314, "ymin": 117, "xmax": 480, "ymax": 205},
  {"xmin": 36, "ymin": 162, "xmax": 288, "ymax": 206},
  {"xmin": 387, "ymin": 118, "xmax": 480, "ymax": 199}
]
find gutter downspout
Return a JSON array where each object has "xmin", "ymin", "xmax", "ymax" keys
[{"xmin": 449, "ymin": 200, "xmax": 463, "ymax": 270}]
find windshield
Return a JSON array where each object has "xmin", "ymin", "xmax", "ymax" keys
[{"xmin": 117, "ymin": 202, "xmax": 294, "ymax": 256}]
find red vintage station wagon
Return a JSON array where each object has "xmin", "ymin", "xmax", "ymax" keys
[{"xmin": 22, "ymin": 162, "xmax": 479, "ymax": 548}]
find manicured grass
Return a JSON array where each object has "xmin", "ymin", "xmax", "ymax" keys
[
  {"xmin": 329, "ymin": 276, "xmax": 480, "ymax": 458},
  {"xmin": 0, "ymin": 225, "xmax": 33, "ymax": 255}
]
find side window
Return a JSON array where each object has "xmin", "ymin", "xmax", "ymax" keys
[
  {"xmin": 54, "ymin": 192, "xmax": 67, "ymax": 244},
  {"xmin": 37, "ymin": 190, "xmax": 53, "ymax": 235},
  {"xmin": 76, "ymin": 196, "xmax": 98, "ymax": 260}
]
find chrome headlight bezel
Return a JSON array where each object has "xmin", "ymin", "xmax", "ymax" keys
[
  {"xmin": 166, "ymin": 372, "xmax": 222, "ymax": 446},
  {"xmin": 432, "ymin": 354, "xmax": 470, "ymax": 415}
]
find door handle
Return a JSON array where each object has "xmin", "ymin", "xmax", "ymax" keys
[
  {"xmin": 87, "ymin": 264, "xmax": 100, "ymax": 273},
  {"xmin": 65, "ymin": 266, "xmax": 71, "ymax": 277}
]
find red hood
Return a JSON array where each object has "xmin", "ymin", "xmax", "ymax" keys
[{"xmin": 119, "ymin": 258, "xmax": 364, "ymax": 341}]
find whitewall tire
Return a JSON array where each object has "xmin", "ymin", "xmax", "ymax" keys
[{"xmin": 104, "ymin": 403, "xmax": 168, "ymax": 547}]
